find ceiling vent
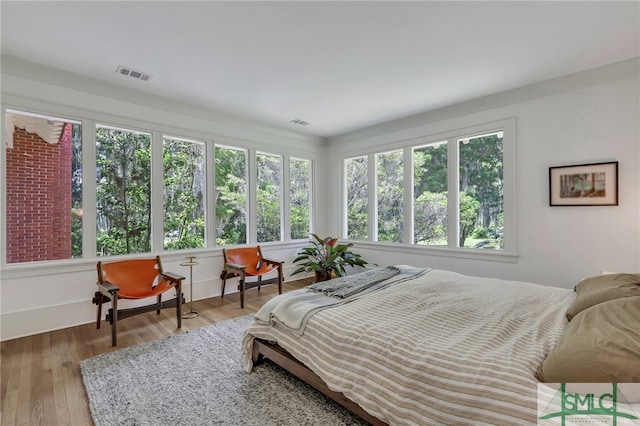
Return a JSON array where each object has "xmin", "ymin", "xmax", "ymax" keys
[
  {"xmin": 116, "ymin": 65, "xmax": 152, "ymax": 82},
  {"xmin": 290, "ymin": 119, "xmax": 310, "ymax": 126}
]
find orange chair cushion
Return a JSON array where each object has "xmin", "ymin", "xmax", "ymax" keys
[
  {"xmin": 100, "ymin": 258, "xmax": 177, "ymax": 299},
  {"xmin": 224, "ymin": 247, "xmax": 275, "ymax": 276}
]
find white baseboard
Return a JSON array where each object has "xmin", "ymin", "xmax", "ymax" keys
[
  {"xmin": 1, "ymin": 299, "xmax": 96, "ymax": 342},
  {"xmin": 0, "ymin": 267, "xmax": 305, "ymax": 342}
]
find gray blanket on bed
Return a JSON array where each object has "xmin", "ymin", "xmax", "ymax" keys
[
  {"xmin": 308, "ymin": 266, "xmax": 400, "ymax": 298},
  {"xmin": 254, "ymin": 265, "xmax": 430, "ymax": 334}
]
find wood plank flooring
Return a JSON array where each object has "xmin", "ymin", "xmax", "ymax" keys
[{"xmin": 0, "ymin": 278, "xmax": 312, "ymax": 426}]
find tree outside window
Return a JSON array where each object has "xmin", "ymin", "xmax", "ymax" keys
[
  {"xmin": 163, "ymin": 137, "xmax": 206, "ymax": 250},
  {"xmin": 215, "ymin": 145, "xmax": 247, "ymax": 246},
  {"xmin": 343, "ymin": 128, "xmax": 505, "ymax": 251},
  {"xmin": 345, "ymin": 156, "xmax": 368, "ymax": 240},
  {"xmin": 376, "ymin": 150, "xmax": 403, "ymax": 243},
  {"xmin": 96, "ymin": 126, "xmax": 151, "ymax": 256},
  {"xmin": 290, "ymin": 158, "xmax": 311, "ymax": 240},
  {"xmin": 256, "ymin": 152, "xmax": 282, "ymax": 243},
  {"xmin": 413, "ymin": 142, "xmax": 448, "ymax": 246},
  {"xmin": 458, "ymin": 132, "xmax": 504, "ymax": 249}
]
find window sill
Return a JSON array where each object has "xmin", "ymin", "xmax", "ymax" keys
[{"xmin": 342, "ymin": 240, "xmax": 519, "ymax": 263}]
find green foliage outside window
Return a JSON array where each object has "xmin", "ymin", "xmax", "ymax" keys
[
  {"xmin": 413, "ymin": 143, "xmax": 448, "ymax": 246},
  {"xmin": 256, "ymin": 153, "xmax": 282, "ymax": 243},
  {"xmin": 163, "ymin": 138, "xmax": 206, "ymax": 250},
  {"xmin": 459, "ymin": 134, "xmax": 503, "ymax": 248},
  {"xmin": 96, "ymin": 127, "xmax": 151, "ymax": 256},
  {"xmin": 215, "ymin": 146, "xmax": 247, "ymax": 246},
  {"xmin": 347, "ymin": 132, "xmax": 503, "ymax": 249},
  {"xmin": 71, "ymin": 123, "xmax": 83, "ymax": 258},
  {"xmin": 290, "ymin": 158, "xmax": 311, "ymax": 240},
  {"xmin": 414, "ymin": 191, "xmax": 447, "ymax": 245},
  {"xmin": 377, "ymin": 151, "xmax": 403, "ymax": 243},
  {"xmin": 346, "ymin": 157, "xmax": 368, "ymax": 240}
]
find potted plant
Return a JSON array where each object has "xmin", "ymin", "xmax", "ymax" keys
[{"xmin": 292, "ymin": 233, "xmax": 368, "ymax": 282}]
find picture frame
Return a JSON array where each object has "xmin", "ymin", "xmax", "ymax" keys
[{"xmin": 549, "ymin": 161, "xmax": 618, "ymax": 206}]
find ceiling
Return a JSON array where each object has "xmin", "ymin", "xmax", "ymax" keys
[{"xmin": 1, "ymin": 1, "xmax": 639, "ymax": 138}]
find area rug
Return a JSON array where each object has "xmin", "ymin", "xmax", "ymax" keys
[{"xmin": 80, "ymin": 315, "xmax": 366, "ymax": 426}]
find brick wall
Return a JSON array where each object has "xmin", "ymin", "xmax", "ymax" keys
[{"xmin": 5, "ymin": 124, "xmax": 73, "ymax": 263}]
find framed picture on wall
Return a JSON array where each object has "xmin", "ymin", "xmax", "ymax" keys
[{"xmin": 549, "ymin": 161, "xmax": 618, "ymax": 206}]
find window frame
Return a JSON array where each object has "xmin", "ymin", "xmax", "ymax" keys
[
  {"xmin": 3, "ymin": 108, "xmax": 85, "ymax": 264},
  {"xmin": 94, "ymin": 123, "xmax": 154, "ymax": 257},
  {"xmin": 215, "ymin": 143, "xmax": 249, "ymax": 247},
  {"xmin": 288, "ymin": 156, "xmax": 313, "ymax": 241},
  {"xmin": 411, "ymin": 140, "xmax": 448, "ymax": 246},
  {"xmin": 255, "ymin": 150, "xmax": 284, "ymax": 243},
  {"xmin": 374, "ymin": 148, "xmax": 405, "ymax": 243},
  {"xmin": 162, "ymin": 134, "xmax": 208, "ymax": 251},
  {"xmin": 343, "ymin": 155, "xmax": 370, "ymax": 241},
  {"xmin": 340, "ymin": 117, "xmax": 517, "ymax": 262}
]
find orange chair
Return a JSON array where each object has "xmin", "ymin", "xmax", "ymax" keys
[
  {"xmin": 92, "ymin": 256, "xmax": 185, "ymax": 346},
  {"xmin": 220, "ymin": 246, "xmax": 283, "ymax": 308}
]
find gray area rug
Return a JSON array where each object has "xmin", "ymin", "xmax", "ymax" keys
[{"xmin": 81, "ymin": 315, "xmax": 366, "ymax": 426}]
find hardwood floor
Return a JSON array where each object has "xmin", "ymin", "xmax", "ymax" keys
[{"xmin": 0, "ymin": 279, "xmax": 312, "ymax": 426}]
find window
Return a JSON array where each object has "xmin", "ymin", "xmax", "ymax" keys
[
  {"xmin": 3, "ymin": 107, "xmax": 316, "ymax": 265},
  {"xmin": 345, "ymin": 156, "xmax": 368, "ymax": 240},
  {"xmin": 413, "ymin": 142, "xmax": 448, "ymax": 246},
  {"xmin": 163, "ymin": 136, "xmax": 206, "ymax": 250},
  {"xmin": 96, "ymin": 125, "xmax": 151, "ymax": 256},
  {"xmin": 376, "ymin": 150, "xmax": 403, "ymax": 243},
  {"xmin": 4, "ymin": 110, "xmax": 82, "ymax": 263},
  {"xmin": 256, "ymin": 152, "xmax": 282, "ymax": 243},
  {"xmin": 458, "ymin": 131, "xmax": 504, "ymax": 249},
  {"xmin": 290, "ymin": 157, "xmax": 311, "ymax": 240},
  {"xmin": 342, "ymin": 119, "xmax": 512, "ymax": 254},
  {"xmin": 215, "ymin": 145, "xmax": 247, "ymax": 246}
]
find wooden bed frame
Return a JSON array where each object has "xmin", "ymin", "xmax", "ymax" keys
[{"xmin": 252, "ymin": 338, "xmax": 387, "ymax": 426}]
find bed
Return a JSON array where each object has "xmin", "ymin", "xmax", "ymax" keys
[{"xmin": 241, "ymin": 266, "xmax": 640, "ymax": 425}]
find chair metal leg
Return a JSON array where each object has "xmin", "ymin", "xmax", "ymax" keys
[{"xmin": 157, "ymin": 294, "xmax": 162, "ymax": 315}]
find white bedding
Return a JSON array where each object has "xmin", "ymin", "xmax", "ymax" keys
[{"xmin": 242, "ymin": 268, "xmax": 575, "ymax": 425}]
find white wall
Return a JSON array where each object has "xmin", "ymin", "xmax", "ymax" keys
[
  {"xmin": 0, "ymin": 58, "xmax": 328, "ymax": 341},
  {"xmin": 326, "ymin": 59, "xmax": 640, "ymax": 288}
]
